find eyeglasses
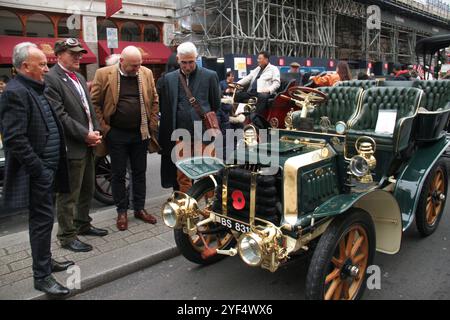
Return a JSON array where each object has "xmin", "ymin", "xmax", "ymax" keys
[{"xmin": 68, "ymin": 51, "xmax": 83, "ymax": 59}]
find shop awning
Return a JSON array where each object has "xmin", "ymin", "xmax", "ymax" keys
[
  {"xmin": 0, "ymin": 35, "xmax": 97, "ymax": 65},
  {"xmin": 98, "ymin": 40, "xmax": 171, "ymax": 65}
]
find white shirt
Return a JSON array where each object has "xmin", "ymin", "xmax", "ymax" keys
[{"xmin": 237, "ymin": 63, "xmax": 281, "ymax": 95}]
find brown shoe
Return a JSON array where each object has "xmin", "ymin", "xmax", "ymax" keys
[
  {"xmin": 117, "ymin": 212, "xmax": 128, "ymax": 231},
  {"xmin": 134, "ymin": 209, "xmax": 157, "ymax": 224}
]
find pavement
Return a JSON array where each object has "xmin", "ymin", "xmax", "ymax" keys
[{"xmin": 0, "ymin": 194, "xmax": 179, "ymax": 300}]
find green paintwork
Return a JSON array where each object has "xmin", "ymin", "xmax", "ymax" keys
[
  {"xmin": 311, "ymin": 192, "xmax": 366, "ymax": 219},
  {"xmin": 298, "ymin": 161, "xmax": 340, "ymax": 213},
  {"xmin": 176, "ymin": 156, "xmax": 225, "ymax": 180},
  {"xmin": 393, "ymin": 136, "xmax": 450, "ymax": 230}
]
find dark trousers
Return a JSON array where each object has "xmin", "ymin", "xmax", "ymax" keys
[
  {"xmin": 56, "ymin": 149, "xmax": 94, "ymax": 245},
  {"xmin": 106, "ymin": 127, "xmax": 148, "ymax": 213},
  {"xmin": 235, "ymin": 91, "xmax": 271, "ymax": 113},
  {"xmin": 29, "ymin": 168, "xmax": 55, "ymax": 279}
]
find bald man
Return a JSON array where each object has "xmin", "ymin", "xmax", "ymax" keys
[
  {"xmin": 45, "ymin": 38, "xmax": 108, "ymax": 253},
  {"xmin": 91, "ymin": 46, "xmax": 160, "ymax": 231}
]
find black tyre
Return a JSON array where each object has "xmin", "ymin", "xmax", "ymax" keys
[
  {"xmin": 305, "ymin": 209, "xmax": 376, "ymax": 300},
  {"xmin": 94, "ymin": 156, "xmax": 131, "ymax": 206},
  {"xmin": 94, "ymin": 156, "xmax": 115, "ymax": 205},
  {"xmin": 174, "ymin": 178, "xmax": 236, "ymax": 265},
  {"xmin": 416, "ymin": 159, "xmax": 448, "ymax": 237}
]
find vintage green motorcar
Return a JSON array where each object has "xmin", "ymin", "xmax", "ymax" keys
[{"xmin": 161, "ymin": 78, "xmax": 450, "ymax": 300}]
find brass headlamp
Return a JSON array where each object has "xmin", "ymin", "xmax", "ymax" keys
[
  {"xmin": 349, "ymin": 136, "xmax": 377, "ymax": 183},
  {"xmin": 162, "ymin": 192, "xmax": 199, "ymax": 230}
]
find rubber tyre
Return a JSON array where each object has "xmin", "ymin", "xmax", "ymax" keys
[
  {"xmin": 174, "ymin": 178, "xmax": 236, "ymax": 265},
  {"xmin": 305, "ymin": 209, "xmax": 376, "ymax": 300},
  {"xmin": 93, "ymin": 156, "xmax": 115, "ymax": 205}
]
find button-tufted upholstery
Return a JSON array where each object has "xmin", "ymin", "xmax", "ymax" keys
[
  {"xmin": 336, "ymin": 80, "xmax": 380, "ymax": 90},
  {"xmin": 308, "ymin": 87, "xmax": 363, "ymax": 130},
  {"xmin": 347, "ymin": 87, "xmax": 423, "ymax": 153},
  {"xmin": 412, "ymin": 80, "xmax": 450, "ymax": 111}
]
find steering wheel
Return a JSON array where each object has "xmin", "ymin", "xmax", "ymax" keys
[{"xmin": 287, "ymin": 86, "xmax": 328, "ymax": 105}]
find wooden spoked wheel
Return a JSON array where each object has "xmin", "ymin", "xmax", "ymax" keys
[
  {"xmin": 174, "ymin": 178, "xmax": 236, "ymax": 265},
  {"xmin": 324, "ymin": 225, "xmax": 369, "ymax": 300},
  {"xmin": 305, "ymin": 209, "xmax": 375, "ymax": 300},
  {"xmin": 426, "ymin": 167, "xmax": 445, "ymax": 226},
  {"xmin": 189, "ymin": 189, "xmax": 234, "ymax": 255},
  {"xmin": 416, "ymin": 159, "xmax": 448, "ymax": 237}
]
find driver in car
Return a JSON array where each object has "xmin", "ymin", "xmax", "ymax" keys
[{"xmin": 234, "ymin": 51, "xmax": 280, "ymax": 114}]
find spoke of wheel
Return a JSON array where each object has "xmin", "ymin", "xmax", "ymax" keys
[
  {"xmin": 333, "ymin": 281, "xmax": 344, "ymax": 300},
  {"xmin": 353, "ymin": 253, "xmax": 366, "ymax": 265},
  {"xmin": 339, "ymin": 238, "xmax": 346, "ymax": 260},
  {"xmin": 426, "ymin": 199, "xmax": 433, "ymax": 222},
  {"xmin": 350, "ymin": 235, "xmax": 364, "ymax": 258},
  {"xmin": 345, "ymin": 230, "xmax": 355, "ymax": 257},
  {"xmin": 325, "ymin": 278, "xmax": 341, "ymax": 300},
  {"xmin": 332, "ymin": 257, "xmax": 343, "ymax": 268},
  {"xmin": 99, "ymin": 179, "xmax": 109, "ymax": 187},
  {"xmin": 325, "ymin": 268, "xmax": 341, "ymax": 285},
  {"xmin": 342, "ymin": 280, "xmax": 351, "ymax": 300}
]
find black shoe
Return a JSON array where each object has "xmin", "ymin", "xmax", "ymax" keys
[
  {"xmin": 51, "ymin": 259, "xmax": 75, "ymax": 272},
  {"xmin": 78, "ymin": 226, "xmax": 108, "ymax": 237},
  {"xmin": 34, "ymin": 275, "xmax": 70, "ymax": 297},
  {"xmin": 61, "ymin": 239, "xmax": 93, "ymax": 252}
]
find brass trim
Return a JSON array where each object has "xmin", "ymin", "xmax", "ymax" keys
[
  {"xmin": 283, "ymin": 145, "xmax": 336, "ymax": 225},
  {"xmin": 249, "ymin": 172, "xmax": 257, "ymax": 229},
  {"xmin": 222, "ymin": 167, "xmax": 229, "ymax": 216}
]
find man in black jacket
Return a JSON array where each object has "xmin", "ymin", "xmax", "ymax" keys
[
  {"xmin": 0, "ymin": 42, "xmax": 73, "ymax": 296},
  {"xmin": 45, "ymin": 39, "xmax": 108, "ymax": 252},
  {"xmin": 158, "ymin": 42, "xmax": 221, "ymax": 193}
]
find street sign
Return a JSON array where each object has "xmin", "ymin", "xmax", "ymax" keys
[{"xmin": 107, "ymin": 28, "xmax": 118, "ymax": 49}]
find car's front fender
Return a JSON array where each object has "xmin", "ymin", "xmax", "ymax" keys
[
  {"xmin": 175, "ymin": 156, "xmax": 225, "ymax": 180},
  {"xmin": 313, "ymin": 190, "xmax": 403, "ymax": 255}
]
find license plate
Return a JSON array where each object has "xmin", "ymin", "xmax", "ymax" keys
[{"xmin": 215, "ymin": 215, "xmax": 251, "ymax": 234}]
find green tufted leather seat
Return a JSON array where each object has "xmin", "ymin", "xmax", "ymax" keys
[
  {"xmin": 347, "ymin": 87, "xmax": 424, "ymax": 153},
  {"xmin": 336, "ymin": 80, "xmax": 380, "ymax": 90},
  {"xmin": 308, "ymin": 87, "xmax": 363, "ymax": 131},
  {"xmin": 412, "ymin": 80, "xmax": 450, "ymax": 111},
  {"xmin": 412, "ymin": 80, "xmax": 450, "ymax": 141}
]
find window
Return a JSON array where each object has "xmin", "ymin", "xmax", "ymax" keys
[
  {"xmin": 0, "ymin": 10, "xmax": 22, "ymax": 36},
  {"xmin": 143, "ymin": 24, "xmax": 160, "ymax": 42},
  {"xmin": 97, "ymin": 19, "xmax": 117, "ymax": 40},
  {"xmin": 58, "ymin": 16, "xmax": 80, "ymax": 38},
  {"xmin": 121, "ymin": 21, "xmax": 140, "ymax": 41},
  {"xmin": 26, "ymin": 14, "xmax": 54, "ymax": 38}
]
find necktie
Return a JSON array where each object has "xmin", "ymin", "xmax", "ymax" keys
[{"xmin": 66, "ymin": 71, "xmax": 78, "ymax": 82}]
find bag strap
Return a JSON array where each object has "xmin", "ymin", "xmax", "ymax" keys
[{"xmin": 179, "ymin": 73, "xmax": 204, "ymax": 119}]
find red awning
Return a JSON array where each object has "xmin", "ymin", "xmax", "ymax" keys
[
  {"xmin": 0, "ymin": 35, "xmax": 97, "ymax": 65},
  {"xmin": 98, "ymin": 40, "xmax": 171, "ymax": 65}
]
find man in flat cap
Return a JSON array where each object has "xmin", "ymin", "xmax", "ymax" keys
[
  {"xmin": 45, "ymin": 38, "xmax": 108, "ymax": 253},
  {"xmin": 289, "ymin": 62, "xmax": 301, "ymax": 73}
]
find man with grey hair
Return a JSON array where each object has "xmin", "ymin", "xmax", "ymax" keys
[
  {"xmin": 0, "ymin": 42, "xmax": 72, "ymax": 296},
  {"xmin": 158, "ymin": 41, "xmax": 221, "ymax": 193},
  {"xmin": 91, "ymin": 46, "xmax": 160, "ymax": 231}
]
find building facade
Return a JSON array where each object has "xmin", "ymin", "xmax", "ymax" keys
[{"xmin": 0, "ymin": 0, "xmax": 177, "ymax": 80}]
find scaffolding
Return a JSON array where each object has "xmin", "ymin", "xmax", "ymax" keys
[{"xmin": 176, "ymin": 0, "xmax": 446, "ymax": 64}]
